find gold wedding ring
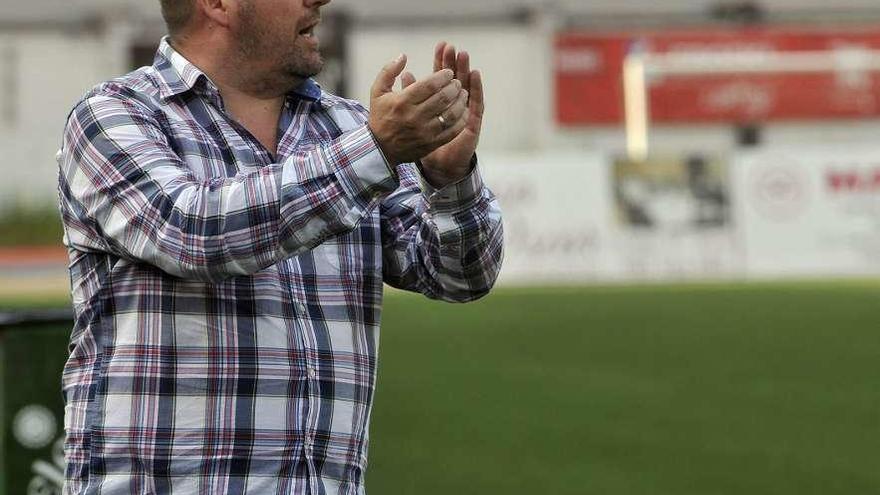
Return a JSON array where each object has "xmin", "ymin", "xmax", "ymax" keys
[{"xmin": 437, "ymin": 114, "xmax": 449, "ymax": 129}]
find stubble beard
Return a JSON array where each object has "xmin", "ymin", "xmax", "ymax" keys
[{"xmin": 236, "ymin": 1, "xmax": 324, "ymax": 95}]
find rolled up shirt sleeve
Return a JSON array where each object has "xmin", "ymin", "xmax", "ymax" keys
[
  {"xmin": 380, "ymin": 157, "xmax": 504, "ymax": 302},
  {"xmin": 58, "ymin": 94, "xmax": 398, "ymax": 282}
]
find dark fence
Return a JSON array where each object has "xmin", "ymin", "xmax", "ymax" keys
[{"xmin": 0, "ymin": 310, "xmax": 71, "ymax": 495}]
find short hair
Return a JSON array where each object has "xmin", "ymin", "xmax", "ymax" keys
[{"xmin": 159, "ymin": 0, "xmax": 195, "ymax": 37}]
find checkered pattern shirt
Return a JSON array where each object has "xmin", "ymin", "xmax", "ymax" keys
[{"xmin": 57, "ymin": 38, "xmax": 503, "ymax": 495}]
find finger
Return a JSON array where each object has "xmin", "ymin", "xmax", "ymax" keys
[
  {"xmin": 438, "ymin": 90, "xmax": 469, "ymax": 126},
  {"xmin": 456, "ymin": 51, "xmax": 471, "ymax": 92},
  {"xmin": 431, "ymin": 91, "xmax": 468, "ymax": 136},
  {"xmin": 433, "ymin": 41, "xmax": 447, "ymax": 73},
  {"xmin": 434, "ymin": 110, "xmax": 469, "ymax": 145},
  {"xmin": 401, "ymin": 71, "xmax": 416, "ymax": 90},
  {"xmin": 443, "ymin": 44, "xmax": 456, "ymax": 72},
  {"xmin": 417, "ymin": 80, "xmax": 462, "ymax": 118},
  {"xmin": 401, "ymin": 68, "xmax": 454, "ymax": 104},
  {"xmin": 371, "ymin": 54, "xmax": 407, "ymax": 99},
  {"xmin": 466, "ymin": 70, "xmax": 485, "ymax": 133}
]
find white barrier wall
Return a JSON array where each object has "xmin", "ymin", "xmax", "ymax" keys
[
  {"xmin": 480, "ymin": 148, "xmax": 880, "ymax": 284},
  {"xmin": 0, "ymin": 17, "xmax": 878, "ymax": 285},
  {"xmin": 478, "ymin": 152, "xmax": 611, "ymax": 284},
  {"xmin": 733, "ymin": 146, "xmax": 880, "ymax": 277}
]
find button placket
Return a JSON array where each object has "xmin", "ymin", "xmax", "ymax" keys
[{"xmin": 280, "ymin": 261, "xmax": 317, "ymax": 470}]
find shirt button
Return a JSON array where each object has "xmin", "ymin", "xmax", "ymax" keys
[
  {"xmin": 307, "ymin": 367, "xmax": 317, "ymax": 379},
  {"xmin": 296, "ymin": 302, "xmax": 307, "ymax": 315}
]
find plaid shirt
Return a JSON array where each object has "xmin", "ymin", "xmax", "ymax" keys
[{"xmin": 57, "ymin": 38, "xmax": 503, "ymax": 495}]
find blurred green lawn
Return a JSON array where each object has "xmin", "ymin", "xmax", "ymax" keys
[
  {"xmin": 369, "ymin": 282, "xmax": 880, "ymax": 495},
  {"xmin": 2, "ymin": 281, "xmax": 878, "ymax": 494}
]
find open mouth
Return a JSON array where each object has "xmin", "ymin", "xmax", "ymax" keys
[{"xmin": 298, "ymin": 20, "xmax": 319, "ymax": 38}]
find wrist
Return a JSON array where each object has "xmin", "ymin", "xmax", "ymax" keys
[
  {"xmin": 418, "ymin": 155, "xmax": 476, "ymax": 188},
  {"xmin": 366, "ymin": 123, "xmax": 400, "ymax": 167}
]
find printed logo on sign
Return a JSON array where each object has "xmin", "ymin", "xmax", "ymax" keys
[
  {"xmin": 13, "ymin": 405, "xmax": 57, "ymax": 450},
  {"xmin": 750, "ymin": 161, "xmax": 810, "ymax": 221},
  {"xmin": 555, "ymin": 48, "xmax": 602, "ymax": 74},
  {"xmin": 28, "ymin": 437, "xmax": 65, "ymax": 495},
  {"xmin": 827, "ymin": 168, "xmax": 880, "ymax": 193},
  {"xmin": 703, "ymin": 81, "xmax": 773, "ymax": 117},
  {"xmin": 11, "ymin": 406, "xmax": 65, "ymax": 494}
]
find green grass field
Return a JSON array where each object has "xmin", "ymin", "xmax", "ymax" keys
[
  {"xmin": 2, "ymin": 281, "xmax": 878, "ymax": 494},
  {"xmin": 368, "ymin": 282, "xmax": 880, "ymax": 494}
]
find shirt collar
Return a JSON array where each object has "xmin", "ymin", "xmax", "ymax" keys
[
  {"xmin": 293, "ymin": 78, "xmax": 323, "ymax": 102},
  {"xmin": 153, "ymin": 36, "xmax": 323, "ymax": 104},
  {"xmin": 154, "ymin": 37, "xmax": 210, "ymax": 102}
]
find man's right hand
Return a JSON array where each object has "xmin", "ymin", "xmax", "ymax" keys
[{"xmin": 368, "ymin": 55, "xmax": 470, "ymax": 166}]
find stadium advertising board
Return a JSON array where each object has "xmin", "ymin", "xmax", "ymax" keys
[
  {"xmin": 479, "ymin": 153, "xmax": 610, "ymax": 284},
  {"xmin": 480, "ymin": 152, "xmax": 744, "ymax": 283},
  {"xmin": 556, "ymin": 26, "xmax": 880, "ymax": 125},
  {"xmin": 0, "ymin": 320, "xmax": 70, "ymax": 495},
  {"xmin": 607, "ymin": 154, "xmax": 744, "ymax": 280},
  {"xmin": 733, "ymin": 146, "xmax": 880, "ymax": 276},
  {"xmin": 482, "ymin": 148, "xmax": 880, "ymax": 284}
]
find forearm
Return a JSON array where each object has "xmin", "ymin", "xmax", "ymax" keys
[
  {"xmin": 60, "ymin": 95, "xmax": 396, "ymax": 282},
  {"xmin": 382, "ymin": 163, "xmax": 504, "ymax": 302}
]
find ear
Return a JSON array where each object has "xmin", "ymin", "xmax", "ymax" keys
[{"xmin": 194, "ymin": 0, "xmax": 233, "ymax": 29}]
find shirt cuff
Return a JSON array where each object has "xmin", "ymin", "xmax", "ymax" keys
[{"xmin": 419, "ymin": 155, "xmax": 484, "ymax": 214}]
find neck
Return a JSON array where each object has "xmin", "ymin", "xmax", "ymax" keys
[
  {"xmin": 170, "ymin": 35, "xmax": 291, "ymax": 155},
  {"xmin": 219, "ymin": 88, "xmax": 286, "ymax": 157}
]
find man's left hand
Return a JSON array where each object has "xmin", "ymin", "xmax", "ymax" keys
[{"xmin": 401, "ymin": 42, "xmax": 485, "ymax": 188}]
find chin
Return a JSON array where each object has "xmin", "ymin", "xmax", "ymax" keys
[{"xmin": 285, "ymin": 58, "xmax": 324, "ymax": 80}]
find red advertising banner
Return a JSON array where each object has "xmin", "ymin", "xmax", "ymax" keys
[{"xmin": 556, "ymin": 26, "xmax": 880, "ymax": 125}]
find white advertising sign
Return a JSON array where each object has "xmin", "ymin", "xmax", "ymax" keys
[
  {"xmin": 479, "ymin": 152, "xmax": 611, "ymax": 284},
  {"xmin": 481, "ymin": 147, "xmax": 880, "ymax": 285},
  {"xmin": 733, "ymin": 146, "xmax": 880, "ymax": 277},
  {"xmin": 603, "ymin": 154, "xmax": 744, "ymax": 280},
  {"xmin": 480, "ymin": 151, "xmax": 744, "ymax": 284}
]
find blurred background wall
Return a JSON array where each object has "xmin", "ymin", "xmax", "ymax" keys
[
  {"xmin": 2, "ymin": 4, "xmax": 879, "ymax": 495},
  {"xmin": 2, "ymin": 0, "xmax": 880, "ymax": 283}
]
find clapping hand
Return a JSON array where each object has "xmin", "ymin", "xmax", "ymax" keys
[
  {"xmin": 401, "ymin": 42, "xmax": 485, "ymax": 188},
  {"xmin": 368, "ymin": 55, "xmax": 467, "ymax": 167}
]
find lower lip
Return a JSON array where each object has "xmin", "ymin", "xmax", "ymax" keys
[{"xmin": 300, "ymin": 33, "xmax": 319, "ymax": 46}]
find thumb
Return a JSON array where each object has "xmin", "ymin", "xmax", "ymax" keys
[
  {"xmin": 371, "ymin": 54, "xmax": 407, "ymax": 99},
  {"xmin": 400, "ymin": 71, "xmax": 417, "ymax": 90}
]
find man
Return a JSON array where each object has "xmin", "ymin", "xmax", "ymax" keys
[{"xmin": 56, "ymin": 0, "xmax": 503, "ymax": 493}]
